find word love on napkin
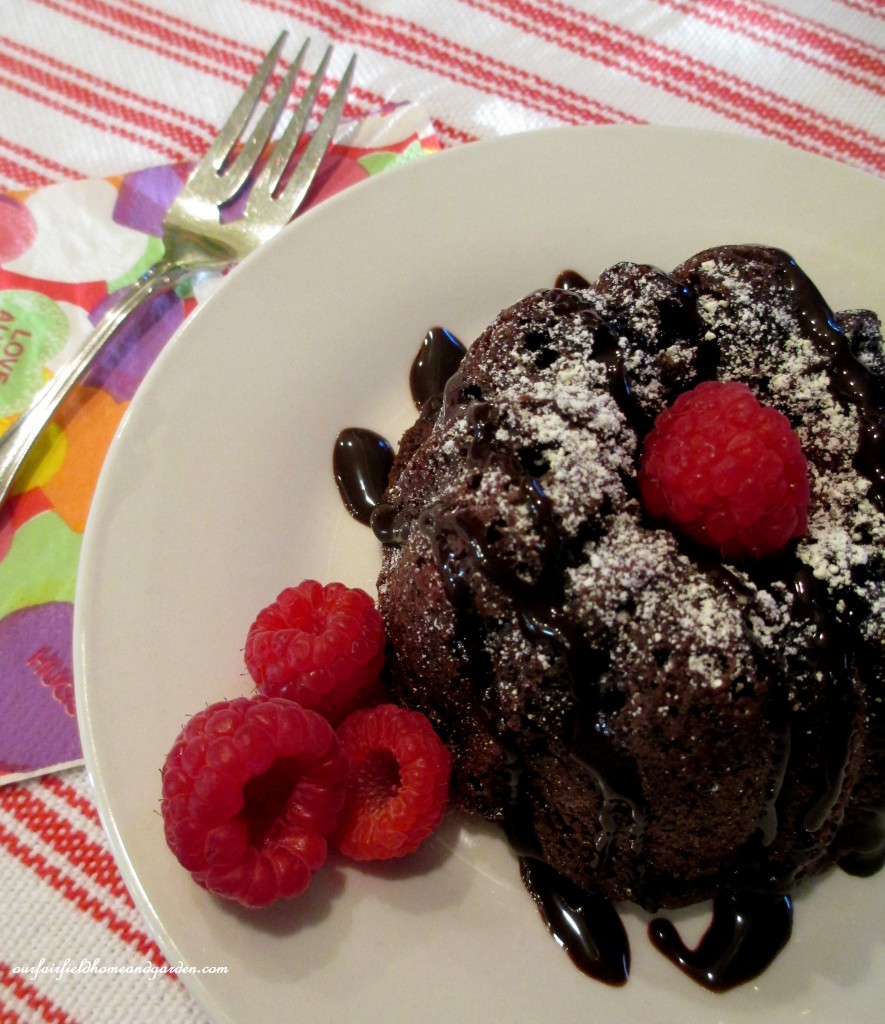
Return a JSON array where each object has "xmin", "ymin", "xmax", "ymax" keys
[{"xmin": 0, "ymin": 103, "xmax": 440, "ymax": 785}]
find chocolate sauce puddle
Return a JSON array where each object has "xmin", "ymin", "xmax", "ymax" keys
[
  {"xmin": 410, "ymin": 326, "xmax": 467, "ymax": 408},
  {"xmin": 521, "ymin": 857, "xmax": 630, "ymax": 986},
  {"xmin": 333, "ymin": 428, "xmax": 393, "ymax": 525},
  {"xmin": 649, "ymin": 891, "xmax": 793, "ymax": 992}
]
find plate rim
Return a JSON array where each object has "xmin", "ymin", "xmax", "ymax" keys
[{"xmin": 73, "ymin": 122, "xmax": 885, "ymax": 1024}]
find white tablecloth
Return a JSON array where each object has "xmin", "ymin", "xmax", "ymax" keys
[{"xmin": 0, "ymin": 1, "xmax": 883, "ymax": 1021}]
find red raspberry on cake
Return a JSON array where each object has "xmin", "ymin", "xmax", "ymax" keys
[
  {"xmin": 638, "ymin": 380, "xmax": 809, "ymax": 560},
  {"xmin": 245, "ymin": 580, "xmax": 386, "ymax": 724},
  {"xmin": 332, "ymin": 704, "xmax": 452, "ymax": 861},
  {"xmin": 161, "ymin": 695, "xmax": 349, "ymax": 908}
]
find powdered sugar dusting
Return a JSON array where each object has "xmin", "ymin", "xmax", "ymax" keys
[{"xmin": 686, "ymin": 252, "xmax": 885, "ymax": 645}]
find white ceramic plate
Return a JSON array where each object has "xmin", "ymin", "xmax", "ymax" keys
[{"xmin": 75, "ymin": 126, "xmax": 885, "ymax": 1024}]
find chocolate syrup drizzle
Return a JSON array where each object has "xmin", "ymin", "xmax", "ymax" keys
[
  {"xmin": 333, "ymin": 427, "xmax": 394, "ymax": 525},
  {"xmin": 770, "ymin": 252, "xmax": 885, "ymax": 505},
  {"xmin": 332, "ymin": 249, "xmax": 885, "ymax": 991}
]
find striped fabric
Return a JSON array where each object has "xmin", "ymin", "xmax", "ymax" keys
[
  {"xmin": 0, "ymin": 1, "xmax": 883, "ymax": 1021},
  {"xmin": 1, "ymin": 0, "xmax": 883, "ymax": 188}
]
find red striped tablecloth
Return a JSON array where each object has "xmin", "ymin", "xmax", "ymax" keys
[{"xmin": 0, "ymin": 2, "xmax": 883, "ymax": 1022}]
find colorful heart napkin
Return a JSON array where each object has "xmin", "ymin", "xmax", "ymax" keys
[{"xmin": 0, "ymin": 102, "xmax": 440, "ymax": 785}]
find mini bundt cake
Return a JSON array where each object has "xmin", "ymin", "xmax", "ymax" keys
[{"xmin": 371, "ymin": 245, "xmax": 885, "ymax": 920}]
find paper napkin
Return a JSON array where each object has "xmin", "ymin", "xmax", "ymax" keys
[{"xmin": 0, "ymin": 102, "xmax": 441, "ymax": 785}]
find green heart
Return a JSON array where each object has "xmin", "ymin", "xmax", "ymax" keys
[{"xmin": 0, "ymin": 290, "xmax": 70, "ymax": 418}]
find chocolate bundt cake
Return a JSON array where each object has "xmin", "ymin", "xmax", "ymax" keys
[{"xmin": 341, "ymin": 245, "xmax": 885, "ymax": 986}]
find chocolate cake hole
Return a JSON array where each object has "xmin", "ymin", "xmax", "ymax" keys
[
  {"xmin": 517, "ymin": 445, "xmax": 553, "ymax": 478},
  {"xmin": 730, "ymin": 676, "xmax": 754, "ymax": 698},
  {"xmin": 656, "ymin": 293, "xmax": 696, "ymax": 344},
  {"xmin": 523, "ymin": 329, "xmax": 550, "ymax": 351},
  {"xmin": 853, "ymin": 524, "xmax": 880, "ymax": 550},
  {"xmin": 465, "ymin": 773, "xmax": 486, "ymax": 794},
  {"xmin": 652, "ymin": 647, "xmax": 670, "ymax": 668},
  {"xmin": 600, "ymin": 688, "xmax": 627, "ymax": 715},
  {"xmin": 562, "ymin": 508, "xmax": 612, "ymax": 567},
  {"xmin": 523, "ymin": 329, "xmax": 559, "ymax": 370}
]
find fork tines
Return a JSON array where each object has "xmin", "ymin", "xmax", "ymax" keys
[{"xmin": 189, "ymin": 32, "xmax": 356, "ymax": 211}]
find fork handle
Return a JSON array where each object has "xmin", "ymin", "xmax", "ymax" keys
[{"xmin": 0, "ymin": 259, "xmax": 208, "ymax": 509}]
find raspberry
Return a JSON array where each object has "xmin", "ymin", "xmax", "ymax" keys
[
  {"xmin": 332, "ymin": 704, "xmax": 452, "ymax": 861},
  {"xmin": 638, "ymin": 380, "xmax": 809, "ymax": 560},
  {"xmin": 160, "ymin": 695, "xmax": 348, "ymax": 907},
  {"xmin": 245, "ymin": 580, "xmax": 386, "ymax": 724}
]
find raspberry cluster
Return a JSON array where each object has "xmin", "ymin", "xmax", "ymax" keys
[
  {"xmin": 638, "ymin": 381, "xmax": 809, "ymax": 560},
  {"xmin": 160, "ymin": 580, "xmax": 451, "ymax": 908}
]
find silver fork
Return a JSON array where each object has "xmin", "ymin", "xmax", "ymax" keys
[{"xmin": 0, "ymin": 32, "xmax": 355, "ymax": 508}]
